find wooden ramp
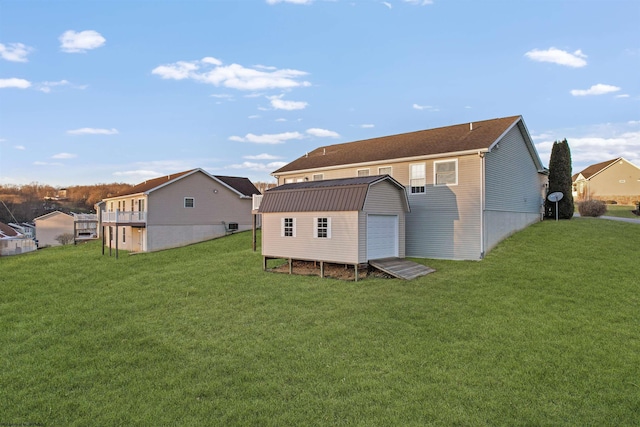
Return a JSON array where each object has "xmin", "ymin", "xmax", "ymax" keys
[{"xmin": 369, "ymin": 257, "xmax": 435, "ymax": 280}]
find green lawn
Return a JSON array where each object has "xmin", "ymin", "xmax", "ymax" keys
[
  {"xmin": 604, "ymin": 204, "xmax": 639, "ymax": 219},
  {"xmin": 1, "ymin": 219, "xmax": 639, "ymax": 426}
]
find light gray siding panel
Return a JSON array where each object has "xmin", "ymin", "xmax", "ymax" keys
[
  {"xmin": 406, "ymin": 155, "xmax": 482, "ymax": 260},
  {"xmin": 484, "ymin": 126, "xmax": 544, "ymax": 253},
  {"xmin": 262, "ymin": 211, "xmax": 360, "ymax": 264}
]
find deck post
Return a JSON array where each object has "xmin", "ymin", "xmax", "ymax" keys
[
  {"xmin": 115, "ymin": 226, "xmax": 119, "ymax": 259},
  {"xmin": 355, "ymin": 264, "xmax": 358, "ymax": 282},
  {"xmin": 101, "ymin": 225, "xmax": 105, "ymax": 255},
  {"xmin": 263, "ymin": 256, "xmax": 267, "ymax": 271},
  {"xmin": 320, "ymin": 261, "xmax": 324, "ymax": 278},
  {"xmin": 289, "ymin": 258, "xmax": 293, "ymax": 274},
  {"xmin": 252, "ymin": 214, "xmax": 257, "ymax": 252}
]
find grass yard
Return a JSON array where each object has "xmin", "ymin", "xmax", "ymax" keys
[
  {"xmin": 1, "ymin": 219, "xmax": 639, "ymax": 426},
  {"xmin": 603, "ymin": 204, "xmax": 639, "ymax": 219}
]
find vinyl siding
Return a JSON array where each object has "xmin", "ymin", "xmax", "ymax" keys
[
  {"xmin": 262, "ymin": 211, "xmax": 360, "ymax": 264},
  {"xmin": 484, "ymin": 125, "xmax": 544, "ymax": 252},
  {"xmin": 587, "ymin": 160, "xmax": 640, "ymax": 199},
  {"xmin": 34, "ymin": 212, "xmax": 75, "ymax": 247},
  {"xmin": 362, "ymin": 180, "xmax": 407, "ymax": 261},
  {"xmin": 406, "ymin": 155, "xmax": 482, "ymax": 260}
]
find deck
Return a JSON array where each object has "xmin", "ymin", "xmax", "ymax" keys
[{"xmin": 369, "ymin": 257, "xmax": 435, "ymax": 280}]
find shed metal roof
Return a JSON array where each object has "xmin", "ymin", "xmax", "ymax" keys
[{"xmin": 259, "ymin": 175, "xmax": 408, "ymax": 213}]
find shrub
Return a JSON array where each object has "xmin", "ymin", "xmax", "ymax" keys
[
  {"xmin": 55, "ymin": 233, "xmax": 75, "ymax": 245},
  {"xmin": 578, "ymin": 200, "xmax": 607, "ymax": 217}
]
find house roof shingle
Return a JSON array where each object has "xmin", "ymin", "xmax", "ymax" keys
[
  {"xmin": 273, "ymin": 116, "xmax": 523, "ymax": 174},
  {"xmin": 574, "ymin": 158, "xmax": 621, "ymax": 180},
  {"xmin": 111, "ymin": 169, "xmax": 259, "ymax": 198},
  {"xmin": 259, "ymin": 175, "xmax": 408, "ymax": 213}
]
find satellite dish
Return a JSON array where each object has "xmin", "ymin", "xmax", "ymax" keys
[
  {"xmin": 547, "ymin": 192, "xmax": 564, "ymax": 221},
  {"xmin": 547, "ymin": 192, "xmax": 563, "ymax": 202}
]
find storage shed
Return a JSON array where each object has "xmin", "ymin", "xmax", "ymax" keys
[{"xmin": 259, "ymin": 175, "xmax": 410, "ymax": 271}]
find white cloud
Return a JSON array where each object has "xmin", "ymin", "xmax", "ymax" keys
[
  {"xmin": 248, "ymin": 115, "xmax": 261, "ymax": 119},
  {"xmin": 67, "ymin": 127, "xmax": 119, "ymax": 135},
  {"xmin": 228, "ymin": 161, "xmax": 287, "ymax": 171},
  {"xmin": 14, "ymin": 145, "xmax": 26, "ymax": 150},
  {"xmin": 52, "ymin": 152, "xmax": 77, "ymax": 159},
  {"xmin": 268, "ymin": 94, "xmax": 308, "ymax": 110},
  {"xmin": 404, "ymin": 0, "xmax": 434, "ymax": 5},
  {"xmin": 275, "ymin": 118, "xmax": 287, "ymax": 122},
  {"xmin": 34, "ymin": 161, "xmax": 63, "ymax": 166},
  {"xmin": 244, "ymin": 153, "xmax": 281, "ymax": 160},
  {"xmin": 525, "ymin": 47, "xmax": 587, "ymax": 68},
  {"xmin": 0, "ymin": 78, "xmax": 31, "ymax": 89},
  {"xmin": 570, "ymin": 84, "xmax": 621, "ymax": 96},
  {"xmin": 306, "ymin": 128, "xmax": 340, "ymax": 138},
  {"xmin": 0, "ymin": 42, "xmax": 33, "ymax": 62},
  {"xmin": 360, "ymin": 124, "xmax": 375, "ymax": 128},
  {"xmin": 534, "ymin": 122, "xmax": 640, "ymax": 172},
  {"xmin": 382, "ymin": 2, "xmax": 392, "ymax": 9},
  {"xmin": 266, "ymin": 0, "xmax": 313, "ymax": 4},
  {"xmin": 153, "ymin": 57, "xmax": 311, "ymax": 91},
  {"xmin": 37, "ymin": 80, "xmax": 87, "ymax": 93},
  {"xmin": 229, "ymin": 131, "xmax": 304, "ymax": 144},
  {"xmin": 413, "ymin": 103, "xmax": 439, "ymax": 111},
  {"xmin": 616, "ymin": 94, "xmax": 630, "ymax": 98},
  {"xmin": 59, "ymin": 30, "xmax": 106, "ymax": 53}
]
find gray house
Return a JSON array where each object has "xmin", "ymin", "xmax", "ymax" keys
[
  {"xmin": 271, "ymin": 115, "xmax": 548, "ymax": 260},
  {"xmin": 100, "ymin": 168, "xmax": 260, "ymax": 253},
  {"xmin": 259, "ymin": 175, "xmax": 410, "ymax": 267}
]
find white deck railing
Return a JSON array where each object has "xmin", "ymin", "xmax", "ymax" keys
[
  {"xmin": 252, "ymin": 194, "xmax": 263, "ymax": 211},
  {"xmin": 102, "ymin": 211, "xmax": 147, "ymax": 223}
]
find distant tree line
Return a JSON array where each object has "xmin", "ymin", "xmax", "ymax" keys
[{"xmin": 0, "ymin": 182, "xmax": 133, "ymax": 223}]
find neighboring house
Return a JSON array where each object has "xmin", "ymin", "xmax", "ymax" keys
[
  {"xmin": 271, "ymin": 115, "xmax": 548, "ymax": 260},
  {"xmin": 259, "ymin": 175, "xmax": 410, "ymax": 267},
  {"xmin": 34, "ymin": 211, "xmax": 98, "ymax": 247},
  {"xmin": 572, "ymin": 157, "xmax": 640, "ymax": 205},
  {"xmin": 34, "ymin": 211, "xmax": 75, "ymax": 247},
  {"xmin": 100, "ymin": 168, "xmax": 260, "ymax": 253},
  {"xmin": 8, "ymin": 222, "xmax": 35, "ymax": 239},
  {"xmin": 0, "ymin": 221, "xmax": 37, "ymax": 256}
]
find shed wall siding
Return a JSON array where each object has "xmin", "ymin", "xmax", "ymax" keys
[
  {"xmin": 262, "ymin": 211, "xmax": 360, "ymax": 264},
  {"xmin": 484, "ymin": 126, "xmax": 544, "ymax": 252},
  {"xmin": 362, "ymin": 181, "xmax": 407, "ymax": 261}
]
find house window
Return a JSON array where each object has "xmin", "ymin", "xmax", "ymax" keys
[
  {"xmin": 312, "ymin": 174, "xmax": 324, "ymax": 181},
  {"xmin": 123, "ymin": 228, "xmax": 126, "ymax": 243},
  {"xmin": 410, "ymin": 163, "xmax": 426, "ymax": 193},
  {"xmin": 138, "ymin": 199, "xmax": 145, "ymax": 212},
  {"xmin": 282, "ymin": 218, "xmax": 296, "ymax": 237},
  {"xmin": 110, "ymin": 202, "xmax": 114, "ymax": 212},
  {"xmin": 315, "ymin": 217, "xmax": 331, "ymax": 239},
  {"xmin": 184, "ymin": 197, "xmax": 195, "ymax": 208},
  {"xmin": 357, "ymin": 169, "xmax": 370, "ymax": 177},
  {"xmin": 378, "ymin": 166, "xmax": 392, "ymax": 176},
  {"xmin": 434, "ymin": 159, "xmax": 458, "ymax": 186},
  {"xmin": 131, "ymin": 199, "xmax": 134, "ymax": 211}
]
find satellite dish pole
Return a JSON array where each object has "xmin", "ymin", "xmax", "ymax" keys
[{"xmin": 547, "ymin": 192, "xmax": 564, "ymax": 221}]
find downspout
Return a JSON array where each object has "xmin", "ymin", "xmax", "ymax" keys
[{"xmin": 479, "ymin": 151, "xmax": 486, "ymax": 258}]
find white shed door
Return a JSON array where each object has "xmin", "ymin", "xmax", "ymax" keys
[{"xmin": 367, "ymin": 214, "xmax": 398, "ymax": 260}]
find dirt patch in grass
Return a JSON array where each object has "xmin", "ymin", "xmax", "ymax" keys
[{"xmin": 268, "ymin": 259, "xmax": 394, "ymax": 281}]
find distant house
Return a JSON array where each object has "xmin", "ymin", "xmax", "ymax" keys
[
  {"xmin": 34, "ymin": 211, "xmax": 98, "ymax": 247},
  {"xmin": 572, "ymin": 157, "xmax": 640, "ymax": 205},
  {"xmin": 271, "ymin": 115, "xmax": 548, "ymax": 260},
  {"xmin": 1, "ymin": 221, "xmax": 37, "ymax": 256},
  {"xmin": 259, "ymin": 175, "xmax": 410, "ymax": 268},
  {"xmin": 99, "ymin": 168, "xmax": 260, "ymax": 253},
  {"xmin": 34, "ymin": 211, "xmax": 75, "ymax": 247}
]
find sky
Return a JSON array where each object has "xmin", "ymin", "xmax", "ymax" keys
[{"xmin": 1, "ymin": 0, "xmax": 639, "ymax": 187}]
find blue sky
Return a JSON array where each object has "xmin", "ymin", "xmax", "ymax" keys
[{"xmin": 1, "ymin": 0, "xmax": 638, "ymax": 187}]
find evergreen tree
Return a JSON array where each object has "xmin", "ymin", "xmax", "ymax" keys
[{"xmin": 545, "ymin": 139, "xmax": 574, "ymax": 219}]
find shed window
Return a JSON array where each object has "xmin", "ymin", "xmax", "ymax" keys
[
  {"xmin": 315, "ymin": 217, "xmax": 331, "ymax": 239},
  {"xmin": 184, "ymin": 197, "xmax": 195, "ymax": 208},
  {"xmin": 282, "ymin": 218, "xmax": 296, "ymax": 237},
  {"xmin": 410, "ymin": 163, "xmax": 426, "ymax": 193},
  {"xmin": 434, "ymin": 159, "xmax": 458, "ymax": 186}
]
